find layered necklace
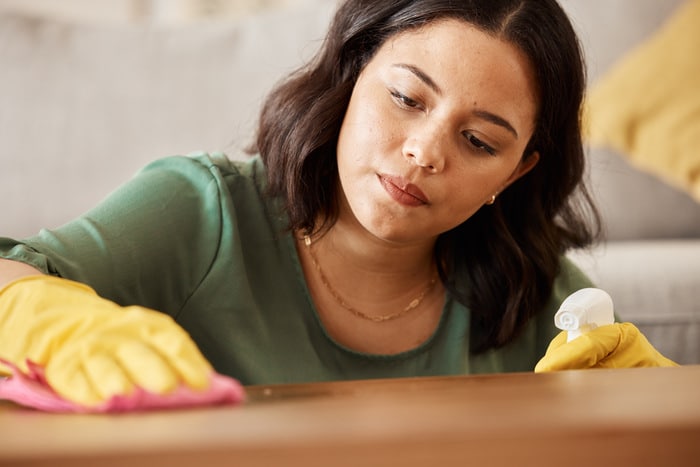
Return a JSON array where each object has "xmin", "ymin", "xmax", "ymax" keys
[{"xmin": 303, "ymin": 235, "xmax": 438, "ymax": 323}]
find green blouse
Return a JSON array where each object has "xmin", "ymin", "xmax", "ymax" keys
[{"xmin": 0, "ymin": 153, "xmax": 593, "ymax": 384}]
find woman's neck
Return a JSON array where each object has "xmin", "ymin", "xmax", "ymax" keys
[
  {"xmin": 306, "ymin": 221, "xmax": 436, "ymax": 294},
  {"xmin": 296, "ymin": 222, "xmax": 445, "ymax": 354},
  {"xmin": 302, "ymin": 222, "xmax": 437, "ymax": 309}
]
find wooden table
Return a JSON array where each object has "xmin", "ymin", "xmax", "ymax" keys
[{"xmin": 1, "ymin": 366, "xmax": 699, "ymax": 467}]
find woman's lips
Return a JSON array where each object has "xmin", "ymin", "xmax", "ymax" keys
[{"xmin": 378, "ymin": 174, "xmax": 429, "ymax": 207}]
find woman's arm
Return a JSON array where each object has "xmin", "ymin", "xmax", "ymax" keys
[
  {"xmin": 0, "ymin": 154, "xmax": 229, "ymax": 315},
  {"xmin": 0, "ymin": 262, "xmax": 214, "ymax": 406},
  {"xmin": 0, "ymin": 258, "xmax": 42, "ymax": 288}
]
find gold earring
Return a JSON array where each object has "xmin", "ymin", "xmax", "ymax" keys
[{"xmin": 485, "ymin": 194, "xmax": 496, "ymax": 205}]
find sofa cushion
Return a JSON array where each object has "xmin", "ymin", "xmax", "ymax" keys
[
  {"xmin": 0, "ymin": 3, "xmax": 335, "ymax": 239},
  {"xmin": 587, "ymin": 147, "xmax": 700, "ymax": 240},
  {"xmin": 585, "ymin": 0, "xmax": 700, "ymax": 205},
  {"xmin": 559, "ymin": 0, "xmax": 700, "ymax": 241}
]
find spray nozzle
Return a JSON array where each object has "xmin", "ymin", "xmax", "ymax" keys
[{"xmin": 554, "ymin": 288, "xmax": 615, "ymax": 342}]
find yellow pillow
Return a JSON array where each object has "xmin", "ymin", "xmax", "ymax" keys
[{"xmin": 585, "ymin": 0, "xmax": 700, "ymax": 203}]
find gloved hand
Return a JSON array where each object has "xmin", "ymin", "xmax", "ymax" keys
[
  {"xmin": 0, "ymin": 275, "xmax": 212, "ymax": 406},
  {"xmin": 535, "ymin": 322, "xmax": 679, "ymax": 372}
]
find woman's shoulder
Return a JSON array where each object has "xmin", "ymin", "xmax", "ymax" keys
[
  {"xmin": 139, "ymin": 152, "xmax": 266, "ymax": 187},
  {"xmin": 557, "ymin": 253, "xmax": 595, "ymax": 290}
]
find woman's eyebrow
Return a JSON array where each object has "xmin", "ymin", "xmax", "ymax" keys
[
  {"xmin": 392, "ymin": 62, "xmax": 519, "ymax": 138},
  {"xmin": 473, "ymin": 109, "xmax": 518, "ymax": 138},
  {"xmin": 392, "ymin": 63, "xmax": 442, "ymax": 95}
]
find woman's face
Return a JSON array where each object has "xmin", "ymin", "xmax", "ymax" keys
[{"xmin": 335, "ymin": 18, "xmax": 539, "ymax": 245}]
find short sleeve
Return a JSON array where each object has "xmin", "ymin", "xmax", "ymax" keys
[{"xmin": 0, "ymin": 153, "xmax": 236, "ymax": 316}]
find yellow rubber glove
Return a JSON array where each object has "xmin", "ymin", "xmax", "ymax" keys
[
  {"xmin": 535, "ymin": 322, "xmax": 679, "ymax": 372},
  {"xmin": 0, "ymin": 275, "xmax": 212, "ymax": 406}
]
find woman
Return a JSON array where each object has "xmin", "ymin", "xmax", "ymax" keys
[{"xmin": 0, "ymin": 0, "xmax": 675, "ymax": 406}]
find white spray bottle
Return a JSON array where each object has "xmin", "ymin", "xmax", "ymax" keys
[{"xmin": 554, "ymin": 288, "xmax": 615, "ymax": 342}]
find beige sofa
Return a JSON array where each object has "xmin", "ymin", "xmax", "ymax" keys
[{"xmin": 1, "ymin": 0, "xmax": 698, "ymax": 363}]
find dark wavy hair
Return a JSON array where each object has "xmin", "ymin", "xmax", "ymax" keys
[{"xmin": 252, "ymin": 0, "xmax": 601, "ymax": 353}]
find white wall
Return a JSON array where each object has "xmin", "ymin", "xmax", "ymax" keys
[{"xmin": 0, "ymin": 0, "xmax": 312, "ymax": 23}]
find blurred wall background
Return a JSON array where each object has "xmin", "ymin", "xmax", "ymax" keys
[{"xmin": 0, "ymin": 0, "xmax": 311, "ymax": 23}]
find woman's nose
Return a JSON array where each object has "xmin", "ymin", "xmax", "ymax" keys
[{"xmin": 402, "ymin": 124, "xmax": 447, "ymax": 173}]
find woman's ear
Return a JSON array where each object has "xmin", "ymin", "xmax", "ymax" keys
[{"xmin": 505, "ymin": 150, "xmax": 540, "ymax": 187}]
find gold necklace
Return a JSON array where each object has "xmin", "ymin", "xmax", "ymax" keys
[{"xmin": 303, "ymin": 235, "xmax": 438, "ymax": 323}]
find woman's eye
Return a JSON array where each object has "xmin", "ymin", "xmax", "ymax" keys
[
  {"xmin": 390, "ymin": 89, "xmax": 420, "ymax": 109},
  {"xmin": 464, "ymin": 132, "xmax": 496, "ymax": 156}
]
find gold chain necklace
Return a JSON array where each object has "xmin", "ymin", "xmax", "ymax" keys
[{"xmin": 303, "ymin": 235, "xmax": 438, "ymax": 323}]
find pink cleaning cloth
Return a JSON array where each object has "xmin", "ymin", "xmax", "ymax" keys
[{"xmin": 0, "ymin": 359, "xmax": 245, "ymax": 413}]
